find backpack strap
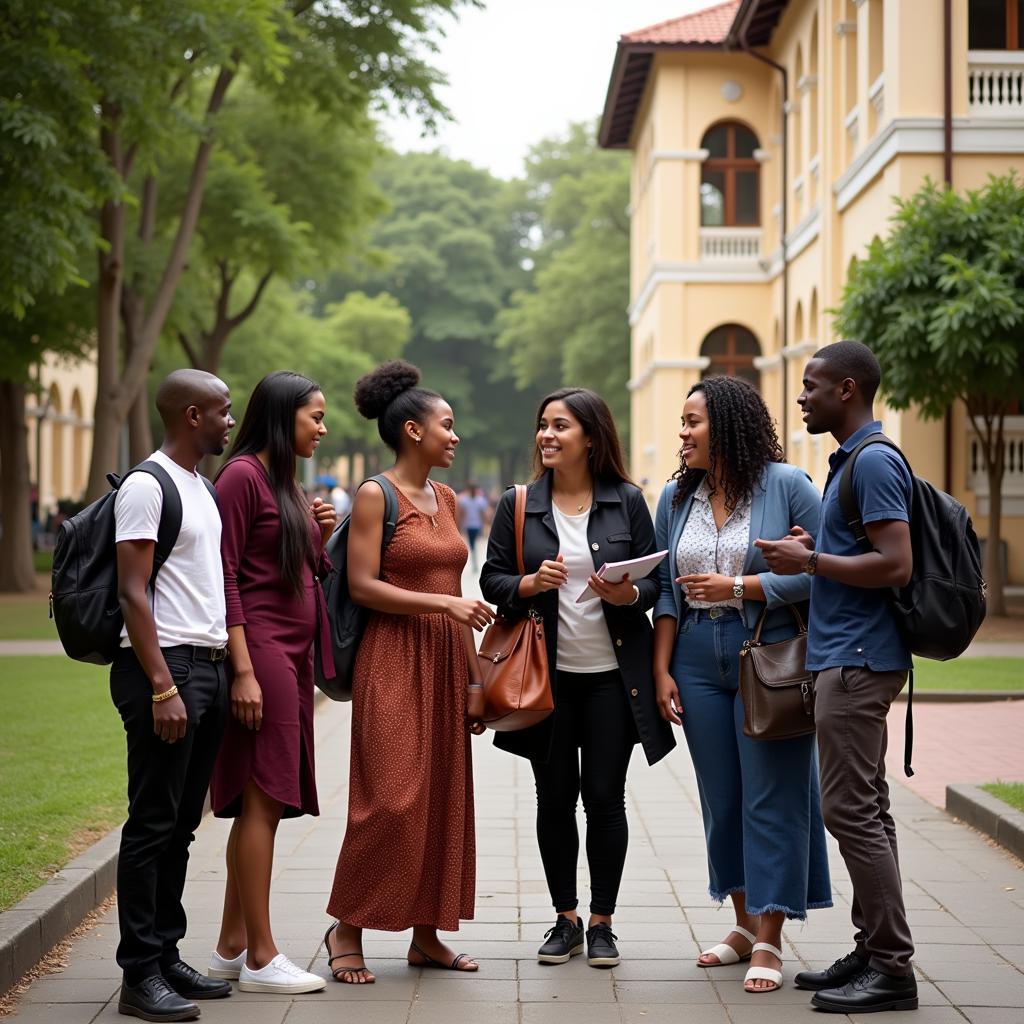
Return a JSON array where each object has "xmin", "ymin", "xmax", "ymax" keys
[
  {"xmin": 116, "ymin": 460, "xmax": 183, "ymax": 587},
  {"xmin": 835, "ymin": 433, "xmax": 917, "ymax": 778},
  {"xmin": 367, "ymin": 474, "xmax": 399, "ymax": 550}
]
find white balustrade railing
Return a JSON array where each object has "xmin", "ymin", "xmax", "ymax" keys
[
  {"xmin": 699, "ymin": 227, "xmax": 762, "ymax": 261},
  {"xmin": 968, "ymin": 51, "xmax": 1024, "ymax": 117},
  {"xmin": 966, "ymin": 419, "xmax": 1024, "ymax": 498}
]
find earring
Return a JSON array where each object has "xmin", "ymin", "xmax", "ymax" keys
[{"xmin": 414, "ymin": 436, "xmax": 422, "ymax": 444}]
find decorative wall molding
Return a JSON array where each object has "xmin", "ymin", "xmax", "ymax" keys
[
  {"xmin": 835, "ymin": 20, "xmax": 857, "ymax": 37},
  {"xmin": 629, "ymin": 263, "xmax": 772, "ymax": 326},
  {"xmin": 797, "ymin": 73, "xmax": 819, "ymax": 95},
  {"xmin": 833, "ymin": 116, "xmax": 1024, "ymax": 212},
  {"xmin": 628, "ymin": 358, "xmax": 711, "ymax": 391}
]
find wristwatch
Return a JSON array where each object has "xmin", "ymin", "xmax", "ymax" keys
[
  {"xmin": 804, "ymin": 551, "xmax": 820, "ymax": 575},
  {"xmin": 732, "ymin": 575, "xmax": 745, "ymax": 599}
]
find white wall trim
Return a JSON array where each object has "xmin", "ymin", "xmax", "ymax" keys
[
  {"xmin": 628, "ymin": 358, "xmax": 711, "ymax": 391},
  {"xmin": 629, "ymin": 263, "xmax": 773, "ymax": 325},
  {"xmin": 835, "ymin": 20, "xmax": 857, "ymax": 37},
  {"xmin": 833, "ymin": 116, "xmax": 1024, "ymax": 213},
  {"xmin": 754, "ymin": 354, "xmax": 783, "ymax": 369},
  {"xmin": 754, "ymin": 147, "xmax": 772, "ymax": 162},
  {"xmin": 652, "ymin": 148, "xmax": 710, "ymax": 164},
  {"xmin": 797, "ymin": 73, "xmax": 818, "ymax": 95},
  {"xmin": 783, "ymin": 341, "xmax": 818, "ymax": 359},
  {"xmin": 785, "ymin": 205, "xmax": 821, "ymax": 261}
]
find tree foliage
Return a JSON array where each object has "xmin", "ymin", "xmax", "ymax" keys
[
  {"xmin": 835, "ymin": 174, "xmax": 1024, "ymax": 614},
  {"xmin": 496, "ymin": 123, "xmax": 632, "ymax": 432}
]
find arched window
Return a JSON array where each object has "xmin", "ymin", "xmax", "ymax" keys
[
  {"xmin": 700, "ymin": 122, "xmax": 761, "ymax": 227},
  {"xmin": 701, "ymin": 324, "xmax": 762, "ymax": 387}
]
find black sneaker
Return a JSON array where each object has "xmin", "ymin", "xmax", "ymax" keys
[
  {"xmin": 537, "ymin": 915, "xmax": 584, "ymax": 964},
  {"xmin": 795, "ymin": 950, "xmax": 869, "ymax": 991},
  {"xmin": 118, "ymin": 975, "xmax": 199, "ymax": 1021},
  {"xmin": 586, "ymin": 922, "xmax": 620, "ymax": 968},
  {"xmin": 811, "ymin": 966, "xmax": 918, "ymax": 1013}
]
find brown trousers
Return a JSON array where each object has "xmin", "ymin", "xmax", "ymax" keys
[{"xmin": 814, "ymin": 665, "xmax": 915, "ymax": 977}]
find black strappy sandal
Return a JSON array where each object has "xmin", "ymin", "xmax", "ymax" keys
[
  {"xmin": 407, "ymin": 939, "xmax": 479, "ymax": 972},
  {"xmin": 323, "ymin": 922, "xmax": 375, "ymax": 984}
]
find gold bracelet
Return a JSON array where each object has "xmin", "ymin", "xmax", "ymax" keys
[{"xmin": 152, "ymin": 685, "xmax": 179, "ymax": 703}]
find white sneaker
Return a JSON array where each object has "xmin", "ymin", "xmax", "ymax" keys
[
  {"xmin": 238, "ymin": 953, "xmax": 326, "ymax": 994},
  {"xmin": 208, "ymin": 948, "xmax": 246, "ymax": 980}
]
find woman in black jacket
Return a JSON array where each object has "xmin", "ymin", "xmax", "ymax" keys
[{"xmin": 480, "ymin": 387, "xmax": 674, "ymax": 970}]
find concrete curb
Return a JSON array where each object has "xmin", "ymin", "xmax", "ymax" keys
[
  {"xmin": 0, "ymin": 687, "xmax": 335, "ymax": 996},
  {"xmin": 946, "ymin": 783, "xmax": 1024, "ymax": 862},
  {"xmin": 895, "ymin": 690, "xmax": 1024, "ymax": 702},
  {"xmin": 0, "ymin": 828, "xmax": 121, "ymax": 995}
]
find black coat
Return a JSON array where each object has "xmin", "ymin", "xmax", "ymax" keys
[{"xmin": 479, "ymin": 471, "xmax": 676, "ymax": 766}]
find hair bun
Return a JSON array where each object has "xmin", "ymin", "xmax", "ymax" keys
[{"xmin": 354, "ymin": 360, "xmax": 422, "ymax": 420}]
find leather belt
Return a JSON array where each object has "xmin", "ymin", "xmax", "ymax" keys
[{"xmin": 162, "ymin": 644, "xmax": 229, "ymax": 663}]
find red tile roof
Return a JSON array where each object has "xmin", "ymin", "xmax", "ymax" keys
[{"xmin": 622, "ymin": 0, "xmax": 741, "ymax": 46}]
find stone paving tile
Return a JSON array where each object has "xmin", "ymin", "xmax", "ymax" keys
[{"xmin": 5, "ymin": 569, "xmax": 1024, "ymax": 1022}]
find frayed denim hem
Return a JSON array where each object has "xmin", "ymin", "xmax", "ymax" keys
[
  {"xmin": 708, "ymin": 884, "xmax": 746, "ymax": 904},
  {"xmin": 745, "ymin": 898, "xmax": 835, "ymax": 921}
]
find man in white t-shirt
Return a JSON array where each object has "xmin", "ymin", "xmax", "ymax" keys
[{"xmin": 111, "ymin": 369, "xmax": 235, "ymax": 1022}]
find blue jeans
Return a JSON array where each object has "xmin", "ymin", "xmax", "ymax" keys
[{"xmin": 671, "ymin": 608, "xmax": 832, "ymax": 919}]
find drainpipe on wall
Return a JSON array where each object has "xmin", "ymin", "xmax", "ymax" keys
[
  {"xmin": 733, "ymin": 24, "xmax": 789, "ymax": 447},
  {"xmin": 943, "ymin": 0, "xmax": 953, "ymax": 493}
]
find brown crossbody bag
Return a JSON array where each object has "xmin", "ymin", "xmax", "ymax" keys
[
  {"xmin": 478, "ymin": 485, "xmax": 554, "ymax": 732},
  {"xmin": 738, "ymin": 604, "xmax": 816, "ymax": 741}
]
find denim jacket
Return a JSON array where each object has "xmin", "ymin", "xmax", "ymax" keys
[{"xmin": 653, "ymin": 462, "xmax": 821, "ymax": 635}]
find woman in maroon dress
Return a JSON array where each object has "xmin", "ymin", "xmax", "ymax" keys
[
  {"xmin": 322, "ymin": 360, "xmax": 494, "ymax": 984},
  {"xmin": 209, "ymin": 371, "xmax": 337, "ymax": 994}
]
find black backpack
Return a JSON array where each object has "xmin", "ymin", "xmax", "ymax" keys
[
  {"xmin": 49, "ymin": 461, "xmax": 216, "ymax": 665},
  {"xmin": 313, "ymin": 474, "xmax": 399, "ymax": 701},
  {"xmin": 839, "ymin": 434, "xmax": 987, "ymax": 775}
]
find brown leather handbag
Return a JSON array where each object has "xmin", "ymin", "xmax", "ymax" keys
[
  {"xmin": 738, "ymin": 604, "xmax": 816, "ymax": 741},
  {"xmin": 478, "ymin": 485, "xmax": 554, "ymax": 732}
]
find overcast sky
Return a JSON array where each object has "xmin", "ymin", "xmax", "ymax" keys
[{"xmin": 380, "ymin": 0, "xmax": 712, "ymax": 180}]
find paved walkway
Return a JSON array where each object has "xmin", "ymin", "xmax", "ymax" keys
[
  {"xmin": 5, "ymin": 562, "xmax": 1024, "ymax": 1021},
  {"xmin": 886, "ymin": 700, "xmax": 1024, "ymax": 808},
  {"xmin": 8, "ymin": 695, "xmax": 1024, "ymax": 1023}
]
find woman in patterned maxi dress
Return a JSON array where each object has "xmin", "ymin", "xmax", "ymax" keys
[{"xmin": 323, "ymin": 360, "xmax": 494, "ymax": 983}]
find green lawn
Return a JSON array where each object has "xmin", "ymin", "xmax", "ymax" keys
[
  {"xmin": 0, "ymin": 657, "xmax": 126, "ymax": 910},
  {"xmin": 0, "ymin": 593, "xmax": 58, "ymax": 641},
  {"xmin": 33, "ymin": 550, "xmax": 53, "ymax": 575},
  {"xmin": 982, "ymin": 782, "xmax": 1024, "ymax": 814},
  {"xmin": 912, "ymin": 657, "xmax": 1023, "ymax": 690}
]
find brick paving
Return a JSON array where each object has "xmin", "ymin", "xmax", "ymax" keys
[
  {"xmin": 886, "ymin": 700, "xmax": 1024, "ymax": 808},
  {"xmin": 5, "ymin": 563, "xmax": 1024, "ymax": 1022}
]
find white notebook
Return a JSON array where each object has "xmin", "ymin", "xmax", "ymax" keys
[{"xmin": 575, "ymin": 550, "xmax": 668, "ymax": 604}]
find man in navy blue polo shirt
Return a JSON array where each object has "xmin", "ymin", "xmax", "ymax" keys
[{"xmin": 756, "ymin": 341, "xmax": 917, "ymax": 1014}]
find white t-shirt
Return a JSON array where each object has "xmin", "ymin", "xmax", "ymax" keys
[
  {"xmin": 551, "ymin": 504, "xmax": 619, "ymax": 673},
  {"xmin": 114, "ymin": 449, "xmax": 227, "ymax": 648}
]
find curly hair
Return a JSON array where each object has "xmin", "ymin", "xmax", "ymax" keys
[
  {"xmin": 670, "ymin": 375, "xmax": 784, "ymax": 509},
  {"xmin": 354, "ymin": 359, "xmax": 442, "ymax": 453}
]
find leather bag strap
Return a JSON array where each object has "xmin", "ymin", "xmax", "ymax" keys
[{"xmin": 513, "ymin": 484, "xmax": 527, "ymax": 575}]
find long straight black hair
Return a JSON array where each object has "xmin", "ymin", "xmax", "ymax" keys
[{"xmin": 220, "ymin": 371, "xmax": 322, "ymax": 595}]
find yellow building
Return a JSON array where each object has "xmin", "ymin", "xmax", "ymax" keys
[
  {"xmin": 600, "ymin": 0, "xmax": 1024, "ymax": 583},
  {"xmin": 25, "ymin": 351, "xmax": 96, "ymax": 518}
]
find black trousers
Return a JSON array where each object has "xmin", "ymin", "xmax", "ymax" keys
[
  {"xmin": 531, "ymin": 669, "xmax": 637, "ymax": 917},
  {"xmin": 109, "ymin": 646, "xmax": 228, "ymax": 985}
]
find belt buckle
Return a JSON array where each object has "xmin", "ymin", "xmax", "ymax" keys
[
  {"xmin": 709, "ymin": 606, "xmax": 726, "ymax": 620},
  {"xmin": 210, "ymin": 646, "xmax": 228, "ymax": 663}
]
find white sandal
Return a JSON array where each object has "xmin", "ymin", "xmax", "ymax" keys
[
  {"xmin": 697, "ymin": 925, "xmax": 756, "ymax": 967},
  {"xmin": 743, "ymin": 942, "xmax": 784, "ymax": 993}
]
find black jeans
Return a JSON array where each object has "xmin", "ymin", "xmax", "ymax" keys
[
  {"xmin": 109, "ymin": 646, "xmax": 228, "ymax": 985},
  {"xmin": 531, "ymin": 669, "xmax": 637, "ymax": 917}
]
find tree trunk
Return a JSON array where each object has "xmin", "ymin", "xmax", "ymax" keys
[
  {"xmin": 86, "ymin": 64, "xmax": 237, "ymax": 501},
  {"xmin": 128, "ymin": 386, "xmax": 153, "ymax": 465},
  {"xmin": 0, "ymin": 379, "xmax": 39, "ymax": 592},
  {"xmin": 983, "ymin": 449, "xmax": 1007, "ymax": 618}
]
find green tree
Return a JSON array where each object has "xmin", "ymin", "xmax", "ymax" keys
[
  {"xmin": 321, "ymin": 150, "xmax": 538, "ymax": 482},
  {"xmin": 138, "ymin": 85, "xmax": 385, "ymax": 462},
  {"xmin": 835, "ymin": 174, "xmax": 1024, "ymax": 615},
  {"xmin": 495, "ymin": 123, "xmax": 632, "ymax": 435},
  {"xmin": 64, "ymin": 0, "xmax": 473, "ymax": 500}
]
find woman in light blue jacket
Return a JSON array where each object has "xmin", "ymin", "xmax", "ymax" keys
[{"xmin": 652, "ymin": 376, "xmax": 831, "ymax": 995}]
